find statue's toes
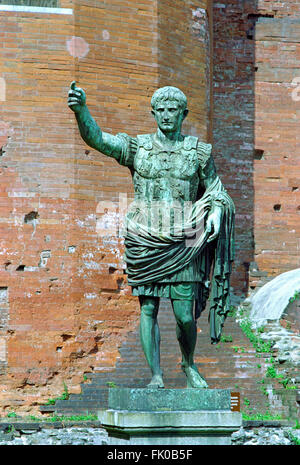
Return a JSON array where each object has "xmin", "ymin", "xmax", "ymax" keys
[
  {"xmin": 147, "ymin": 375, "xmax": 164, "ymax": 389},
  {"xmin": 184, "ymin": 366, "xmax": 208, "ymax": 389}
]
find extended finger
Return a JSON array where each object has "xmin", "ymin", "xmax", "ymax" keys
[
  {"xmin": 69, "ymin": 82, "xmax": 84, "ymax": 94},
  {"xmin": 68, "ymin": 90, "xmax": 82, "ymax": 97}
]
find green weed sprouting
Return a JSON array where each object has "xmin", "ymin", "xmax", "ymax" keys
[
  {"xmin": 294, "ymin": 419, "xmax": 300, "ymax": 429},
  {"xmin": 289, "ymin": 290, "xmax": 300, "ymax": 304},
  {"xmin": 45, "ymin": 381, "xmax": 69, "ymax": 405},
  {"xmin": 220, "ymin": 334, "xmax": 233, "ymax": 343},
  {"xmin": 241, "ymin": 411, "xmax": 282, "ymax": 421},
  {"xmin": 239, "ymin": 318, "xmax": 272, "ymax": 353},
  {"xmin": 286, "ymin": 431, "xmax": 300, "ymax": 446},
  {"xmin": 231, "ymin": 345, "xmax": 245, "ymax": 353},
  {"xmin": 27, "ymin": 413, "xmax": 98, "ymax": 422},
  {"xmin": 106, "ymin": 381, "xmax": 118, "ymax": 388}
]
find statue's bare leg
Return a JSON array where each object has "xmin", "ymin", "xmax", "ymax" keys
[
  {"xmin": 171, "ymin": 299, "xmax": 208, "ymax": 388},
  {"xmin": 139, "ymin": 296, "xmax": 164, "ymax": 388}
]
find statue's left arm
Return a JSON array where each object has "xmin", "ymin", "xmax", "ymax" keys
[
  {"xmin": 197, "ymin": 142, "xmax": 234, "ymax": 243},
  {"xmin": 195, "ymin": 142, "xmax": 235, "ymax": 343}
]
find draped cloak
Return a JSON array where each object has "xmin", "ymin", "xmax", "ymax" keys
[{"xmin": 115, "ymin": 133, "xmax": 235, "ymax": 344}]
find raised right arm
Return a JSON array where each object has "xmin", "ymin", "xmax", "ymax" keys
[{"xmin": 67, "ymin": 81, "xmax": 123, "ymax": 159}]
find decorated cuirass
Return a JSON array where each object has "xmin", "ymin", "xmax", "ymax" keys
[{"xmin": 132, "ymin": 134, "xmax": 202, "ymax": 204}]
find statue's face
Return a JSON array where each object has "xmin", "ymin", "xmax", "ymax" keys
[{"xmin": 152, "ymin": 99, "xmax": 188, "ymax": 133}]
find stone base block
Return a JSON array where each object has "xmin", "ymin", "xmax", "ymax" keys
[{"xmin": 98, "ymin": 388, "xmax": 242, "ymax": 445}]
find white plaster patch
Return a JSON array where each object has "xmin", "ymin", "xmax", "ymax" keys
[
  {"xmin": 75, "ymin": 219, "xmax": 85, "ymax": 228},
  {"xmin": 84, "ymin": 293, "xmax": 97, "ymax": 299},
  {"xmin": 0, "ymin": 120, "xmax": 14, "ymax": 148},
  {"xmin": 192, "ymin": 8, "xmax": 206, "ymax": 19},
  {"xmin": 291, "ymin": 77, "xmax": 300, "ymax": 102},
  {"xmin": 0, "ymin": 337, "xmax": 6, "ymax": 362},
  {"xmin": 86, "ymin": 214, "xmax": 96, "ymax": 221},
  {"xmin": 83, "ymin": 261, "xmax": 101, "ymax": 270},
  {"xmin": 7, "ymin": 192, "xmax": 36, "ymax": 198},
  {"xmin": 23, "ymin": 266, "xmax": 39, "ymax": 272},
  {"xmin": 83, "ymin": 252, "xmax": 94, "ymax": 259},
  {"xmin": 66, "ymin": 36, "xmax": 90, "ymax": 59},
  {"xmin": 39, "ymin": 250, "xmax": 51, "ymax": 268},
  {"xmin": 0, "ymin": 78, "xmax": 5, "ymax": 102},
  {"xmin": 0, "ymin": 287, "xmax": 8, "ymax": 302},
  {"xmin": 191, "ymin": 8, "xmax": 208, "ymax": 43},
  {"xmin": 96, "ymin": 211, "xmax": 119, "ymax": 237},
  {"xmin": 102, "ymin": 30, "xmax": 110, "ymax": 41},
  {"xmin": 240, "ymin": 142, "xmax": 254, "ymax": 151}
]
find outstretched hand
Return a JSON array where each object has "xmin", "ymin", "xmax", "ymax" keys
[{"xmin": 68, "ymin": 81, "xmax": 86, "ymax": 113}]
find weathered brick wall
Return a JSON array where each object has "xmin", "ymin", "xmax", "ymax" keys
[
  {"xmin": 212, "ymin": 1, "xmax": 256, "ymax": 294},
  {"xmin": 253, "ymin": 2, "xmax": 300, "ymax": 276},
  {"xmin": 0, "ymin": 0, "xmax": 80, "ymax": 412},
  {"xmin": 157, "ymin": 0, "xmax": 212, "ymax": 139},
  {"xmin": 212, "ymin": 0, "xmax": 300, "ymax": 293},
  {"xmin": 0, "ymin": 0, "xmax": 211, "ymax": 413}
]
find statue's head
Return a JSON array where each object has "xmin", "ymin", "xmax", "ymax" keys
[{"xmin": 151, "ymin": 86, "xmax": 189, "ymax": 134}]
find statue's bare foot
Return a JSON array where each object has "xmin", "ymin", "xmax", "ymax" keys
[
  {"xmin": 147, "ymin": 374, "xmax": 164, "ymax": 389},
  {"xmin": 182, "ymin": 364, "xmax": 208, "ymax": 389}
]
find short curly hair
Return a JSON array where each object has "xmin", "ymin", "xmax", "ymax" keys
[{"xmin": 151, "ymin": 86, "xmax": 187, "ymax": 111}]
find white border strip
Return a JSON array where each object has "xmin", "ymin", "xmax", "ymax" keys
[{"xmin": 0, "ymin": 5, "xmax": 73, "ymax": 14}]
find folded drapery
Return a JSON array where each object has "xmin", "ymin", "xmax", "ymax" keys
[{"xmin": 124, "ymin": 176, "xmax": 235, "ymax": 344}]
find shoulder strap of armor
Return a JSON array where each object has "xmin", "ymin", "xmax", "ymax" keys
[
  {"xmin": 137, "ymin": 134, "xmax": 153, "ymax": 150},
  {"xmin": 183, "ymin": 135, "xmax": 198, "ymax": 151},
  {"xmin": 197, "ymin": 141, "xmax": 212, "ymax": 168},
  {"xmin": 116, "ymin": 133, "xmax": 138, "ymax": 167}
]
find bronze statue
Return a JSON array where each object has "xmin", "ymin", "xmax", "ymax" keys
[{"xmin": 68, "ymin": 82, "xmax": 235, "ymax": 389}]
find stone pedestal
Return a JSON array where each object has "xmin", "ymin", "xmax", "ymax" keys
[{"xmin": 98, "ymin": 388, "xmax": 242, "ymax": 445}]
